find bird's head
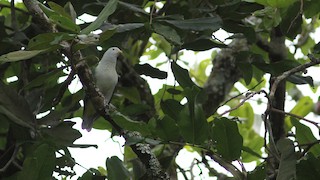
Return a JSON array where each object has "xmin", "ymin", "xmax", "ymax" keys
[{"xmin": 106, "ymin": 47, "xmax": 122, "ymax": 58}]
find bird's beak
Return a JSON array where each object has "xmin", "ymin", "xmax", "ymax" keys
[{"xmin": 118, "ymin": 50, "xmax": 123, "ymax": 57}]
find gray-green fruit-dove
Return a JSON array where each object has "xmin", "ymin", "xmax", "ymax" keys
[{"xmin": 82, "ymin": 47, "xmax": 122, "ymax": 131}]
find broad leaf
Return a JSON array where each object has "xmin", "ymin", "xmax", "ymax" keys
[
  {"xmin": 212, "ymin": 117, "xmax": 243, "ymax": 161},
  {"xmin": 287, "ymin": 74, "xmax": 314, "ymax": 87},
  {"xmin": 152, "ymin": 22, "xmax": 182, "ymax": 45},
  {"xmin": 106, "ymin": 156, "xmax": 130, "ymax": 180},
  {"xmin": 159, "ymin": 16, "xmax": 222, "ymax": 32},
  {"xmin": 134, "ymin": 63, "xmax": 167, "ymax": 79},
  {"xmin": 28, "ymin": 32, "xmax": 73, "ymax": 50},
  {"xmin": 117, "ymin": 86, "xmax": 141, "ymax": 104},
  {"xmin": 111, "ymin": 112, "xmax": 151, "ymax": 136},
  {"xmin": 48, "ymin": 1, "xmax": 73, "ymax": 21},
  {"xmin": 285, "ymin": 96, "xmax": 313, "ymax": 130},
  {"xmin": 291, "ymin": 118, "xmax": 320, "ymax": 156},
  {"xmin": 182, "ymin": 38, "xmax": 227, "ymax": 51},
  {"xmin": 276, "ymin": 138, "xmax": 296, "ymax": 180},
  {"xmin": 18, "ymin": 143, "xmax": 56, "ymax": 180},
  {"xmin": 160, "ymin": 99, "xmax": 184, "ymax": 120},
  {"xmin": 49, "ymin": 15, "xmax": 80, "ymax": 33},
  {"xmin": 149, "ymin": 116, "xmax": 180, "ymax": 141},
  {"xmin": 0, "ymin": 82, "xmax": 35, "ymax": 129},
  {"xmin": 171, "ymin": 61, "xmax": 196, "ymax": 89},
  {"xmin": 81, "ymin": 0, "xmax": 118, "ymax": 34},
  {"xmin": 248, "ymin": 164, "xmax": 266, "ymax": 180},
  {"xmin": 230, "ymin": 102, "xmax": 254, "ymax": 129},
  {"xmin": 0, "ymin": 49, "xmax": 47, "ymax": 62},
  {"xmin": 118, "ymin": 1, "xmax": 148, "ymax": 15},
  {"xmin": 297, "ymin": 153, "xmax": 320, "ymax": 180},
  {"xmin": 178, "ymin": 104, "xmax": 209, "ymax": 144},
  {"xmin": 41, "ymin": 121, "xmax": 82, "ymax": 146}
]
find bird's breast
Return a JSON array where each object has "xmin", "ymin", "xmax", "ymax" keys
[{"xmin": 95, "ymin": 67, "xmax": 118, "ymax": 95}]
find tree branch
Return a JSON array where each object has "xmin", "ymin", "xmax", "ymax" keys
[
  {"xmin": 203, "ymin": 38, "xmax": 248, "ymax": 117},
  {"xmin": 269, "ymin": 54, "xmax": 320, "ymax": 100},
  {"xmin": 23, "ymin": 1, "xmax": 168, "ymax": 179}
]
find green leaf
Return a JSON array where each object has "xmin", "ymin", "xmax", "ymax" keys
[
  {"xmin": 160, "ymin": 99, "xmax": 184, "ymax": 120},
  {"xmin": 118, "ymin": 1, "xmax": 148, "ymax": 15},
  {"xmin": 116, "ymin": 23, "xmax": 144, "ymax": 33},
  {"xmin": 212, "ymin": 117, "xmax": 243, "ymax": 161},
  {"xmin": 304, "ymin": 0, "xmax": 320, "ymax": 18},
  {"xmin": 48, "ymin": 1, "xmax": 73, "ymax": 21},
  {"xmin": 79, "ymin": 168, "xmax": 102, "ymax": 180},
  {"xmin": 248, "ymin": 164, "xmax": 266, "ymax": 180},
  {"xmin": 152, "ymin": 22, "xmax": 182, "ymax": 45},
  {"xmin": 41, "ymin": 121, "xmax": 82, "ymax": 146},
  {"xmin": 238, "ymin": 62, "xmax": 253, "ymax": 85},
  {"xmin": 134, "ymin": 63, "xmax": 167, "ymax": 79},
  {"xmin": 64, "ymin": 2, "xmax": 77, "ymax": 22},
  {"xmin": 159, "ymin": 16, "xmax": 222, "ymax": 32},
  {"xmin": 240, "ymin": 129, "xmax": 264, "ymax": 162},
  {"xmin": 117, "ymin": 86, "xmax": 141, "ymax": 104},
  {"xmin": 111, "ymin": 112, "xmax": 151, "ymax": 136},
  {"xmin": 49, "ymin": 15, "xmax": 80, "ymax": 33},
  {"xmin": 171, "ymin": 61, "xmax": 196, "ymax": 89},
  {"xmin": 291, "ymin": 118, "xmax": 320, "ymax": 156},
  {"xmin": 38, "ymin": 2, "xmax": 57, "ymax": 18},
  {"xmin": 178, "ymin": 104, "xmax": 209, "ymax": 144},
  {"xmin": 28, "ymin": 32, "xmax": 73, "ymax": 50},
  {"xmin": 313, "ymin": 42, "xmax": 320, "ymax": 54},
  {"xmin": 23, "ymin": 69, "xmax": 64, "ymax": 90},
  {"xmin": 287, "ymin": 74, "xmax": 314, "ymax": 87},
  {"xmin": 81, "ymin": 0, "xmax": 118, "ymax": 34},
  {"xmin": 0, "ymin": 82, "xmax": 35, "ymax": 129},
  {"xmin": 285, "ymin": 96, "xmax": 313, "ymax": 130},
  {"xmin": 276, "ymin": 138, "xmax": 296, "ymax": 180},
  {"xmin": 297, "ymin": 153, "xmax": 320, "ymax": 180},
  {"xmin": 99, "ymin": 28, "xmax": 117, "ymax": 42},
  {"xmin": 149, "ymin": 115, "xmax": 180, "ymax": 141},
  {"xmin": 0, "ymin": 49, "xmax": 47, "ymax": 62},
  {"xmin": 120, "ymin": 104, "xmax": 151, "ymax": 116},
  {"xmin": 280, "ymin": 2, "xmax": 302, "ymax": 39},
  {"xmin": 256, "ymin": 0, "xmax": 297, "ymax": 8},
  {"xmin": 106, "ymin": 156, "xmax": 130, "ymax": 180},
  {"xmin": 272, "ymin": 0, "xmax": 298, "ymax": 8},
  {"xmin": 230, "ymin": 102, "xmax": 254, "ymax": 129},
  {"xmin": 182, "ymin": 38, "xmax": 227, "ymax": 51},
  {"xmin": 18, "ymin": 143, "xmax": 56, "ymax": 180},
  {"xmin": 253, "ymin": 60, "xmax": 301, "ymax": 76}
]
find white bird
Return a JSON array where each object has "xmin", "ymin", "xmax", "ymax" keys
[{"xmin": 82, "ymin": 47, "xmax": 122, "ymax": 131}]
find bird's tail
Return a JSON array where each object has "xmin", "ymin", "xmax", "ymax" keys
[{"xmin": 82, "ymin": 96, "xmax": 100, "ymax": 132}]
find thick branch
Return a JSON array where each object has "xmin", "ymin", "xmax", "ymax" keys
[
  {"xmin": 203, "ymin": 38, "xmax": 248, "ymax": 117},
  {"xmin": 23, "ymin": 1, "xmax": 167, "ymax": 179}
]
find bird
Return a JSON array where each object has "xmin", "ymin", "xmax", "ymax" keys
[{"xmin": 82, "ymin": 47, "xmax": 122, "ymax": 131}]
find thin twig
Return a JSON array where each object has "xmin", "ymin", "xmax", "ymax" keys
[
  {"xmin": 176, "ymin": 164, "xmax": 189, "ymax": 180},
  {"xmin": 287, "ymin": 0, "xmax": 303, "ymax": 33},
  {"xmin": 299, "ymin": 140, "xmax": 320, "ymax": 157},
  {"xmin": 206, "ymin": 152, "xmax": 245, "ymax": 179},
  {"xmin": 269, "ymin": 54, "xmax": 320, "ymax": 100},
  {"xmin": 220, "ymin": 90, "xmax": 266, "ymax": 116},
  {"xmin": 149, "ymin": 0, "xmax": 157, "ymax": 25},
  {"xmin": 52, "ymin": 69, "xmax": 76, "ymax": 106},
  {"xmin": 10, "ymin": 0, "xmax": 17, "ymax": 33},
  {"xmin": 55, "ymin": 150, "xmax": 93, "ymax": 173},
  {"xmin": 219, "ymin": 80, "xmax": 264, "ymax": 108},
  {"xmin": 269, "ymin": 107, "xmax": 319, "ymax": 127},
  {"xmin": 0, "ymin": 145, "xmax": 19, "ymax": 173}
]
